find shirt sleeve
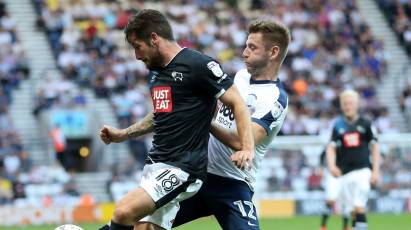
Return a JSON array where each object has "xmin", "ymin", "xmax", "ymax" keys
[
  {"xmin": 367, "ymin": 122, "xmax": 379, "ymax": 143},
  {"xmin": 196, "ymin": 58, "xmax": 233, "ymax": 98},
  {"xmin": 252, "ymin": 100, "xmax": 287, "ymax": 135},
  {"xmin": 329, "ymin": 125, "xmax": 338, "ymax": 146}
]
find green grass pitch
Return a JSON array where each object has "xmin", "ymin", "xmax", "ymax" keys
[{"xmin": 2, "ymin": 214, "xmax": 410, "ymax": 230}]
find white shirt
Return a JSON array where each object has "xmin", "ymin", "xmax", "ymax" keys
[{"xmin": 208, "ymin": 69, "xmax": 288, "ymax": 190}]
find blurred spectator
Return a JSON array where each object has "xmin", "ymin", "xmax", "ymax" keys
[
  {"xmin": 377, "ymin": 0, "xmax": 411, "ymax": 54},
  {"xmin": 307, "ymin": 168, "xmax": 322, "ymax": 191},
  {"xmin": 30, "ymin": 0, "xmax": 393, "ymax": 142},
  {"xmin": 400, "ymin": 84, "xmax": 411, "ymax": 112},
  {"xmin": 63, "ymin": 179, "xmax": 80, "ymax": 196}
]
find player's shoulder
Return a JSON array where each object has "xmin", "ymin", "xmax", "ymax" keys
[
  {"xmin": 274, "ymin": 80, "xmax": 288, "ymax": 109},
  {"xmin": 234, "ymin": 69, "xmax": 251, "ymax": 79},
  {"xmin": 180, "ymin": 48, "xmax": 215, "ymax": 66},
  {"xmin": 333, "ymin": 116, "xmax": 345, "ymax": 129},
  {"xmin": 358, "ymin": 116, "xmax": 372, "ymax": 126}
]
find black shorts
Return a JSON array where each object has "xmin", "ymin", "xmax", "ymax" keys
[{"xmin": 173, "ymin": 173, "xmax": 260, "ymax": 230}]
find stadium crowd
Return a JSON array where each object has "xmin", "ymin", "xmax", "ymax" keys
[
  {"xmin": 23, "ymin": 0, "xmax": 405, "ymax": 202},
  {"xmin": 0, "ymin": 0, "xmax": 406, "ymax": 204},
  {"xmin": 0, "ymin": 0, "xmax": 80, "ymax": 205},
  {"xmin": 376, "ymin": 0, "xmax": 411, "ymax": 129},
  {"xmin": 0, "ymin": 0, "xmax": 29, "ymax": 204},
  {"xmin": 31, "ymin": 0, "xmax": 393, "ymax": 138},
  {"xmin": 377, "ymin": 0, "xmax": 411, "ymax": 55}
]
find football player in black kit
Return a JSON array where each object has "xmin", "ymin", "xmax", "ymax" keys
[
  {"xmin": 98, "ymin": 9, "xmax": 254, "ymax": 230},
  {"xmin": 327, "ymin": 89, "xmax": 380, "ymax": 230}
]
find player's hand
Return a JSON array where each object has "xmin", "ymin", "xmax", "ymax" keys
[
  {"xmin": 231, "ymin": 150, "xmax": 254, "ymax": 170},
  {"xmin": 99, "ymin": 125, "xmax": 128, "ymax": 145},
  {"xmin": 370, "ymin": 171, "xmax": 379, "ymax": 186},
  {"xmin": 329, "ymin": 166, "xmax": 342, "ymax": 177},
  {"xmin": 318, "ymin": 168, "xmax": 324, "ymax": 179}
]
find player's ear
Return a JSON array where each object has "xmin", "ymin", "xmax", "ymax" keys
[
  {"xmin": 269, "ymin": 45, "xmax": 280, "ymax": 61},
  {"xmin": 150, "ymin": 32, "xmax": 160, "ymax": 47}
]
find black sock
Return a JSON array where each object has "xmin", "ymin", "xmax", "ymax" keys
[
  {"xmin": 354, "ymin": 213, "xmax": 367, "ymax": 230},
  {"xmin": 109, "ymin": 220, "xmax": 133, "ymax": 230},
  {"xmin": 321, "ymin": 203, "xmax": 333, "ymax": 227},
  {"xmin": 98, "ymin": 224, "xmax": 110, "ymax": 230},
  {"xmin": 352, "ymin": 215, "xmax": 356, "ymax": 228},
  {"xmin": 342, "ymin": 215, "xmax": 349, "ymax": 229}
]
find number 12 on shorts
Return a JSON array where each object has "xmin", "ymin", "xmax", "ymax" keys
[{"xmin": 233, "ymin": 200, "xmax": 257, "ymax": 220}]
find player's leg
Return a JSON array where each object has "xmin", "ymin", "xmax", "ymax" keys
[
  {"xmin": 352, "ymin": 168, "xmax": 371, "ymax": 230},
  {"xmin": 172, "ymin": 186, "xmax": 212, "ymax": 227},
  {"xmin": 206, "ymin": 173, "xmax": 260, "ymax": 230},
  {"xmin": 340, "ymin": 173, "xmax": 355, "ymax": 230},
  {"xmin": 321, "ymin": 172, "xmax": 340, "ymax": 230},
  {"xmin": 134, "ymin": 179, "xmax": 203, "ymax": 230},
  {"xmin": 98, "ymin": 187, "xmax": 156, "ymax": 230},
  {"xmin": 135, "ymin": 163, "xmax": 202, "ymax": 230},
  {"xmin": 320, "ymin": 200, "xmax": 334, "ymax": 230},
  {"xmin": 342, "ymin": 212, "xmax": 351, "ymax": 230},
  {"xmin": 101, "ymin": 162, "xmax": 202, "ymax": 230}
]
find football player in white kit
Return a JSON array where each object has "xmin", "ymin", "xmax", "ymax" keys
[{"xmin": 172, "ymin": 20, "xmax": 290, "ymax": 230}]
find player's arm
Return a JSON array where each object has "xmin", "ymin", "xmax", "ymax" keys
[
  {"xmin": 210, "ymin": 122, "xmax": 267, "ymax": 151},
  {"xmin": 326, "ymin": 143, "xmax": 341, "ymax": 177},
  {"xmin": 100, "ymin": 113, "xmax": 154, "ymax": 144},
  {"xmin": 370, "ymin": 142, "xmax": 380, "ymax": 185},
  {"xmin": 219, "ymin": 85, "xmax": 254, "ymax": 169},
  {"xmin": 369, "ymin": 124, "xmax": 380, "ymax": 185}
]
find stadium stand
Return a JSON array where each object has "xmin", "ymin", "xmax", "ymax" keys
[
  {"xmin": 376, "ymin": 0, "xmax": 411, "ymax": 55},
  {"xmin": 32, "ymin": 0, "xmax": 392, "ymax": 138},
  {"xmin": 0, "ymin": 0, "xmax": 406, "ymax": 207},
  {"xmin": 0, "ymin": 0, "xmax": 83, "ymax": 206},
  {"xmin": 0, "ymin": 0, "xmax": 30, "ymax": 205},
  {"xmin": 375, "ymin": 0, "xmax": 411, "ymax": 130}
]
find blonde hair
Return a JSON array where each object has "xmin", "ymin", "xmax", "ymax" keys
[{"xmin": 339, "ymin": 89, "xmax": 360, "ymax": 102}]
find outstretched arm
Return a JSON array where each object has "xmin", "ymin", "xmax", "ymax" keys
[
  {"xmin": 219, "ymin": 85, "xmax": 254, "ymax": 169},
  {"xmin": 100, "ymin": 113, "xmax": 154, "ymax": 145},
  {"xmin": 210, "ymin": 122, "xmax": 267, "ymax": 151}
]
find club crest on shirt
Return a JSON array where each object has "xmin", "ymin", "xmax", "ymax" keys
[
  {"xmin": 171, "ymin": 71, "xmax": 184, "ymax": 82},
  {"xmin": 246, "ymin": 93, "xmax": 257, "ymax": 114}
]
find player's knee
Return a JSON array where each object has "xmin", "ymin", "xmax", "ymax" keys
[
  {"xmin": 113, "ymin": 204, "xmax": 133, "ymax": 223},
  {"xmin": 326, "ymin": 200, "xmax": 335, "ymax": 206},
  {"xmin": 354, "ymin": 207, "xmax": 365, "ymax": 214}
]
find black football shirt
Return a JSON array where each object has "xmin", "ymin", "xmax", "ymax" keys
[
  {"xmin": 148, "ymin": 48, "xmax": 233, "ymax": 180},
  {"xmin": 330, "ymin": 116, "xmax": 378, "ymax": 174}
]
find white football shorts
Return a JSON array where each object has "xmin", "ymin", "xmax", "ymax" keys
[
  {"xmin": 324, "ymin": 169, "xmax": 342, "ymax": 201},
  {"xmin": 139, "ymin": 162, "xmax": 203, "ymax": 230},
  {"xmin": 340, "ymin": 167, "xmax": 371, "ymax": 213}
]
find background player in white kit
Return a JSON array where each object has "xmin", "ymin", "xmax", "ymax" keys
[
  {"xmin": 327, "ymin": 90, "xmax": 380, "ymax": 230},
  {"xmin": 172, "ymin": 19, "xmax": 290, "ymax": 230}
]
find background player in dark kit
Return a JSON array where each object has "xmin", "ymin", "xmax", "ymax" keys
[
  {"xmin": 172, "ymin": 19, "xmax": 290, "ymax": 230},
  {"xmin": 319, "ymin": 148, "xmax": 350, "ymax": 230},
  {"xmin": 327, "ymin": 89, "xmax": 380, "ymax": 230},
  {"xmin": 98, "ymin": 9, "xmax": 254, "ymax": 230}
]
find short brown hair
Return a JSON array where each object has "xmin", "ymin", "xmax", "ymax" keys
[
  {"xmin": 248, "ymin": 20, "xmax": 291, "ymax": 63},
  {"xmin": 124, "ymin": 9, "xmax": 174, "ymax": 44}
]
